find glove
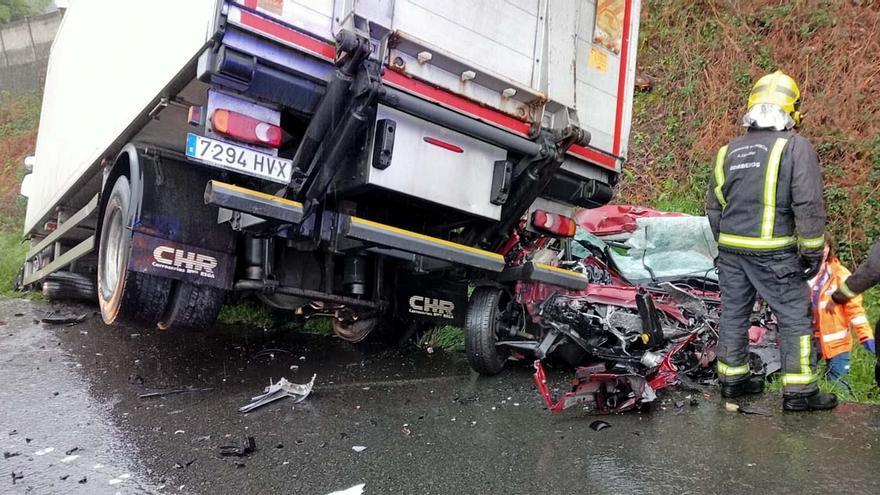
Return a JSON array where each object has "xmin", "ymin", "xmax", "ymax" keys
[
  {"xmin": 864, "ymin": 339, "xmax": 876, "ymax": 354},
  {"xmin": 800, "ymin": 252, "xmax": 822, "ymax": 280}
]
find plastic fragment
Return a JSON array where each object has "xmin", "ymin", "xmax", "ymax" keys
[
  {"xmin": 589, "ymin": 420, "xmax": 611, "ymax": 431},
  {"xmin": 239, "ymin": 375, "xmax": 316, "ymax": 413}
]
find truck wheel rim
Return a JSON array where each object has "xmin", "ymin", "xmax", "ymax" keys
[{"xmin": 100, "ymin": 206, "xmax": 124, "ymax": 300}]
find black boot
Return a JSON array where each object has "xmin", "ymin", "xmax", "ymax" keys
[
  {"xmin": 783, "ymin": 391, "xmax": 838, "ymax": 412},
  {"xmin": 720, "ymin": 376, "xmax": 765, "ymax": 398}
]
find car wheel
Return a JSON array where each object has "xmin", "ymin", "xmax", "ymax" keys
[{"xmin": 464, "ymin": 287, "xmax": 511, "ymax": 375}]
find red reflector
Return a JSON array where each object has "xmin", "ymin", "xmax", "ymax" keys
[
  {"xmin": 211, "ymin": 108, "xmax": 282, "ymax": 148},
  {"xmin": 187, "ymin": 106, "xmax": 204, "ymax": 126},
  {"xmin": 423, "ymin": 136, "xmax": 464, "ymax": 153},
  {"xmin": 530, "ymin": 210, "xmax": 576, "ymax": 237}
]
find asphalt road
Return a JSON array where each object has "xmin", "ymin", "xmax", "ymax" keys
[{"xmin": 2, "ymin": 297, "xmax": 879, "ymax": 494}]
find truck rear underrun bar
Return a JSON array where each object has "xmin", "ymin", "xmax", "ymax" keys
[{"xmin": 204, "ymin": 181, "xmax": 506, "ymax": 273}]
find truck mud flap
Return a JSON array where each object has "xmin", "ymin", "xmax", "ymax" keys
[
  {"xmin": 128, "ymin": 231, "xmax": 235, "ymax": 289},
  {"xmin": 395, "ymin": 275, "xmax": 467, "ymax": 326},
  {"xmin": 498, "ymin": 261, "xmax": 589, "ymax": 290}
]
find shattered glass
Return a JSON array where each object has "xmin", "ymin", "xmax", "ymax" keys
[{"xmin": 574, "ymin": 216, "xmax": 718, "ymax": 284}]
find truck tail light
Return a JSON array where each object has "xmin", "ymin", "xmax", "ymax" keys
[
  {"xmin": 530, "ymin": 210, "xmax": 577, "ymax": 238},
  {"xmin": 211, "ymin": 108, "xmax": 282, "ymax": 148}
]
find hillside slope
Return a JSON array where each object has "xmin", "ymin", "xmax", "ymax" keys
[{"xmin": 623, "ymin": 0, "xmax": 880, "ymax": 265}]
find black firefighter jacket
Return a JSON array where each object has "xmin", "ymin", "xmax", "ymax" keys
[{"xmin": 706, "ymin": 128, "xmax": 826, "ymax": 256}]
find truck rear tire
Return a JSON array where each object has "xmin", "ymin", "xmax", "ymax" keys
[
  {"xmin": 97, "ymin": 175, "xmax": 172, "ymax": 325},
  {"xmin": 42, "ymin": 271, "xmax": 96, "ymax": 302},
  {"xmin": 158, "ymin": 281, "xmax": 225, "ymax": 330},
  {"xmin": 464, "ymin": 287, "xmax": 510, "ymax": 375}
]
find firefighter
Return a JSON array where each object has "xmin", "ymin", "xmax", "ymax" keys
[
  {"xmin": 706, "ymin": 70, "xmax": 837, "ymax": 411},
  {"xmin": 809, "ymin": 241, "xmax": 875, "ymax": 392}
]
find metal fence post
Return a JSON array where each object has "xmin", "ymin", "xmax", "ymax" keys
[
  {"xmin": 0, "ymin": 27, "xmax": 8, "ymax": 68},
  {"xmin": 25, "ymin": 16, "xmax": 37, "ymax": 63}
]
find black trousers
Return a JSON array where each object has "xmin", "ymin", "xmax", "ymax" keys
[{"xmin": 717, "ymin": 251, "xmax": 818, "ymax": 395}]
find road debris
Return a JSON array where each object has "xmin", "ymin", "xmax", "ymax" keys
[
  {"xmin": 138, "ymin": 387, "xmax": 214, "ymax": 399},
  {"xmin": 3, "ymin": 451, "xmax": 20, "ymax": 459},
  {"xmin": 65, "ymin": 446, "xmax": 79, "ymax": 455},
  {"xmin": 41, "ymin": 313, "xmax": 87, "ymax": 325},
  {"xmin": 61, "ymin": 455, "xmax": 80, "ymax": 463},
  {"xmin": 219, "ymin": 436, "xmax": 257, "ymax": 457},
  {"xmin": 11, "ymin": 471, "xmax": 24, "ymax": 484},
  {"xmin": 34, "ymin": 447, "xmax": 55, "ymax": 456},
  {"xmin": 351, "ymin": 446, "xmax": 367, "ymax": 453},
  {"xmin": 724, "ymin": 402, "xmax": 772, "ymax": 416},
  {"xmin": 589, "ymin": 420, "xmax": 611, "ymax": 431},
  {"xmin": 239, "ymin": 375, "xmax": 316, "ymax": 413},
  {"xmin": 327, "ymin": 484, "xmax": 365, "ymax": 495}
]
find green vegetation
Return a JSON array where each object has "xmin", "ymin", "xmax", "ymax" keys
[
  {"xmin": 418, "ymin": 325, "xmax": 465, "ymax": 352},
  {"xmin": 0, "ymin": 0, "xmax": 51, "ymax": 24},
  {"xmin": 0, "ymin": 231, "xmax": 26, "ymax": 296},
  {"xmin": 217, "ymin": 302, "xmax": 275, "ymax": 328},
  {"xmin": 0, "ymin": 92, "xmax": 41, "ymax": 296}
]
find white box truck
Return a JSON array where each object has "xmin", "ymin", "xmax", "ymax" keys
[{"xmin": 21, "ymin": 0, "xmax": 640, "ymax": 347}]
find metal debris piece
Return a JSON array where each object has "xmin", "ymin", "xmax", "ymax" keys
[
  {"xmin": 41, "ymin": 313, "xmax": 87, "ymax": 325},
  {"xmin": 239, "ymin": 375, "xmax": 316, "ymax": 413},
  {"xmin": 11, "ymin": 471, "xmax": 24, "ymax": 484},
  {"xmin": 589, "ymin": 420, "xmax": 611, "ymax": 431},
  {"xmin": 352, "ymin": 445, "xmax": 367, "ymax": 453},
  {"xmin": 327, "ymin": 484, "xmax": 365, "ymax": 495},
  {"xmin": 65, "ymin": 447, "xmax": 79, "ymax": 455},
  {"xmin": 4, "ymin": 451, "xmax": 20, "ymax": 459},
  {"xmin": 219, "ymin": 436, "xmax": 257, "ymax": 457},
  {"xmin": 138, "ymin": 387, "xmax": 213, "ymax": 399},
  {"xmin": 737, "ymin": 405, "xmax": 772, "ymax": 416}
]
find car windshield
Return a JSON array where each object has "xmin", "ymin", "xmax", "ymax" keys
[{"xmin": 572, "ymin": 216, "xmax": 718, "ymax": 285}]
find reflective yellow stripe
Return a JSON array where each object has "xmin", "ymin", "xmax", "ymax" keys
[
  {"xmin": 838, "ymin": 279, "xmax": 857, "ymax": 298},
  {"xmin": 781, "ymin": 374, "xmax": 818, "ymax": 385},
  {"xmin": 799, "ymin": 334, "xmax": 810, "ymax": 374},
  {"xmin": 761, "ymin": 138, "xmax": 788, "ymax": 239},
  {"xmin": 717, "ymin": 233, "xmax": 796, "ymax": 250},
  {"xmin": 851, "ymin": 315, "xmax": 869, "ymax": 326},
  {"xmin": 798, "ymin": 235, "xmax": 825, "ymax": 249},
  {"xmin": 349, "ymin": 217, "xmax": 504, "ymax": 261},
  {"xmin": 714, "ymin": 145, "xmax": 729, "ymax": 209},
  {"xmin": 821, "ymin": 330, "xmax": 848, "ymax": 343},
  {"xmin": 211, "ymin": 181, "xmax": 304, "ymax": 208},
  {"xmin": 534, "ymin": 262, "xmax": 589, "ymax": 279},
  {"xmin": 717, "ymin": 361, "xmax": 749, "ymax": 376},
  {"xmin": 783, "ymin": 334, "xmax": 817, "ymax": 387}
]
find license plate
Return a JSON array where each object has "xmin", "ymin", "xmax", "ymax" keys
[{"xmin": 185, "ymin": 133, "xmax": 292, "ymax": 184}]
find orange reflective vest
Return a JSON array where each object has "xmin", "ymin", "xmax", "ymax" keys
[{"xmin": 809, "ymin": 257, "xmax": 874, "ymax": 360}]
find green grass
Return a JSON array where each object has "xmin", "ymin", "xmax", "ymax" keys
[
  {"xmin": 218, "ymin": 302, "xmax": 275, "ymax": 327},
  {"xmin": 0, "ymin": 230, "xmax": 27, "ymax": 297},
  {"xmin": 418, "ymin": 325, "xmax": 465, "ymax": 352}
]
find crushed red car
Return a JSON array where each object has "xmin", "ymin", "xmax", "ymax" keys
[{"xmin": 463, "ymin": 205, "xmax": 779, "ymax": 414}]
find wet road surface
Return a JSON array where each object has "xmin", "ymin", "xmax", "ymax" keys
[{"xmin": 2, "ymin": 297, "xmax": 880, "ymax": 494}]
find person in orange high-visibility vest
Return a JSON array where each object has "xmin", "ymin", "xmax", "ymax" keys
[{"xmin": 809, "ymin": 242, "xmax": 875, "ymax": 391}]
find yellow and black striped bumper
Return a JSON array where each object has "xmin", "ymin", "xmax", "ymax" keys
[{"xmin": 204, "ymin": 181, "xmax": 505, "ymax": 272}]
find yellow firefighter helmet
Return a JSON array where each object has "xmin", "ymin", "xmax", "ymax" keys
[{"xmin": 747, "ymin": 70, "xmax": 801, "ymax": 125}]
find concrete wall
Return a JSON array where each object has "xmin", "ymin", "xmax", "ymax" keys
[{"xmin": 0, "ymin": 11, "xmax": 63, "ymax": 94}]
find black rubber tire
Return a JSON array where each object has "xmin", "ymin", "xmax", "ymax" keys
[
  {"xmin": 42, "ymin": 271, "xmax": 96, "ymax": 302},
  {"xmin": 158, "ymin": 281, "xmax": 226, "ymax": 330},
  {"xmin": 464, "ymin": 287, "xmax": 510, "ymax": 375},
  {"xmin": 97, "ymin": 175, "xmax": 172, "ymax": 325}
]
